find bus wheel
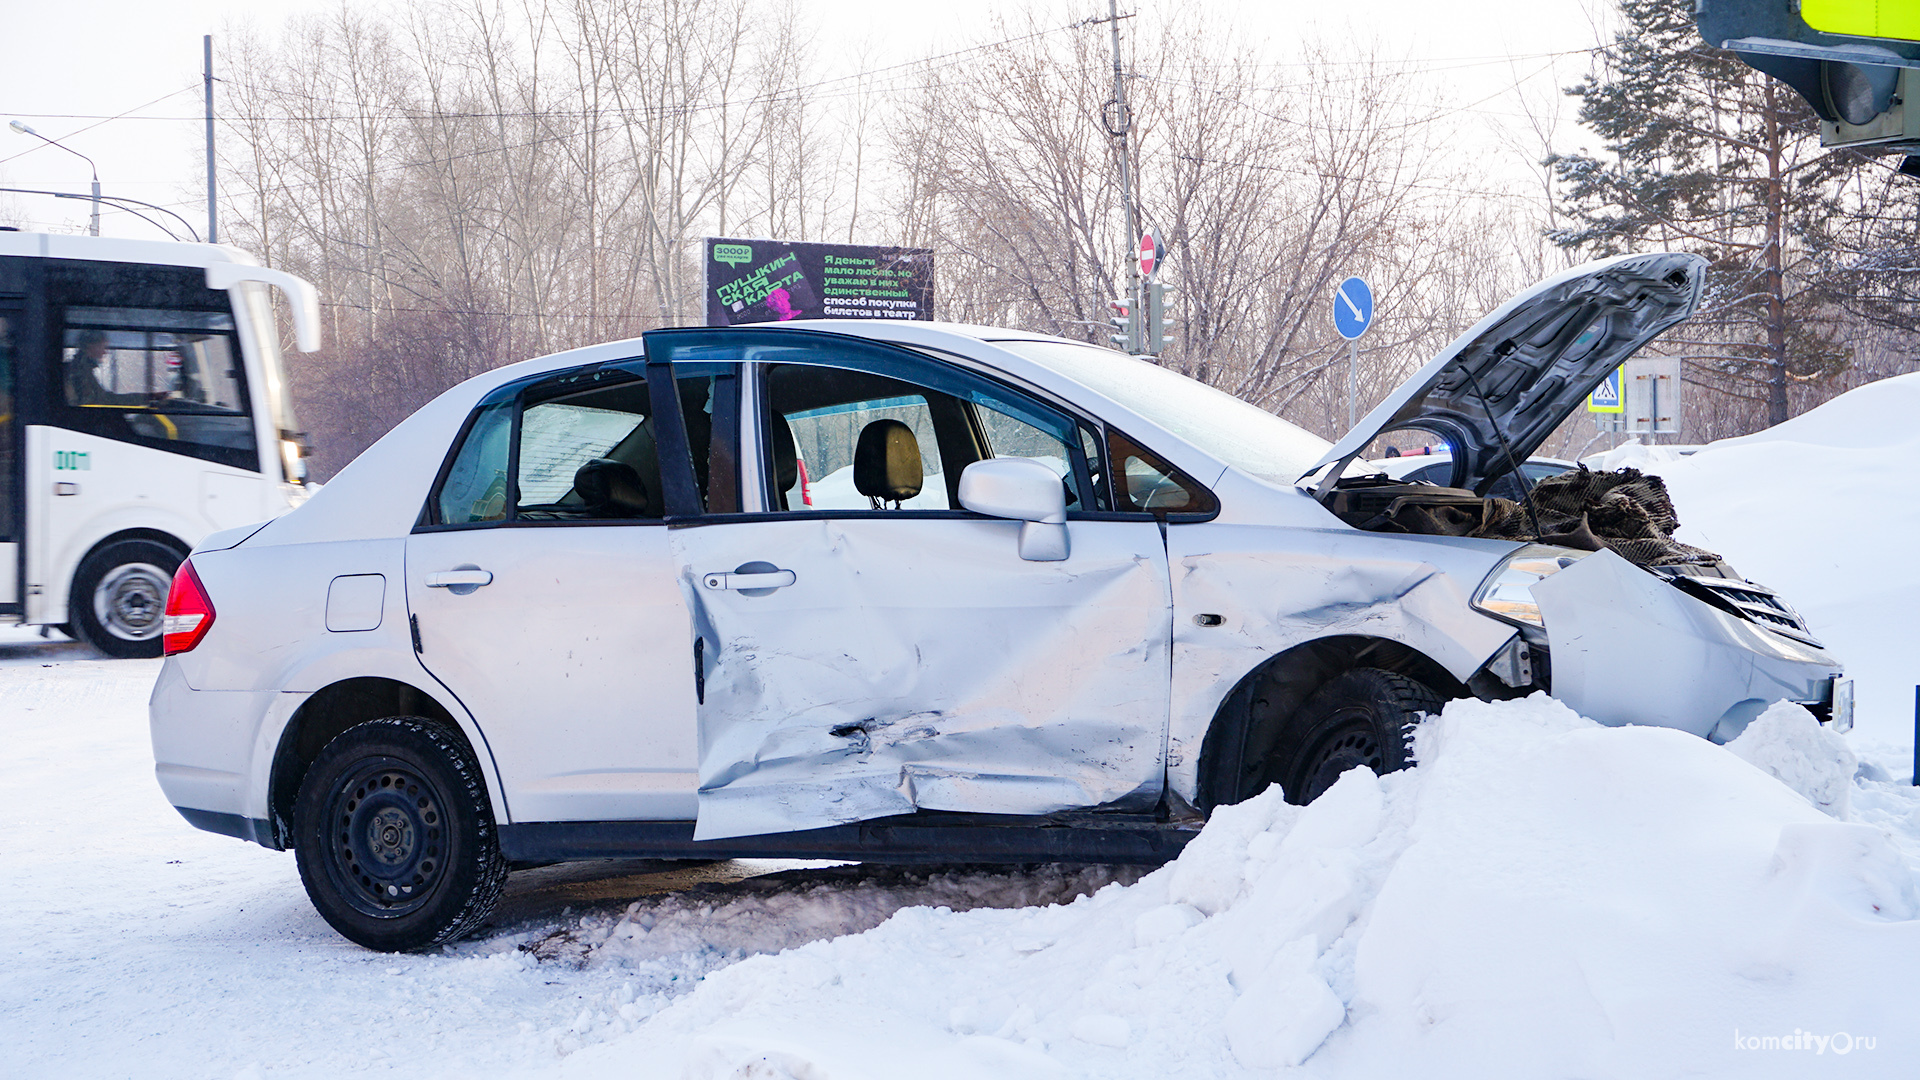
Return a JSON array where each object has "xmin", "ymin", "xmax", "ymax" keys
[{"xmin": 70, "ymin": 539, "xmax": 182, "ymax": 659}]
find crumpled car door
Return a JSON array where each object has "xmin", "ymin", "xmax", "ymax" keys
[{"xmin": 677, "ymin": 515, "xmax": 1172, "ymax": 840}]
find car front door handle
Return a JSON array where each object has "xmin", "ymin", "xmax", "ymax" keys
[
  {"xmin": 426, "ymin": 569, "xmax": 494, "ymax": 589},
  {"xmin": 702, "ymin": 569, "xmax": 796, "ymax": 591}
]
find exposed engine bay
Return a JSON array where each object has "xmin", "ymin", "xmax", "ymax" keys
[
  {"xmin": 1328, "ymin": 465, "xmax": 1716, "ymax": 566},
  {"xmin": 1326, "ymin": 465, "xmax": 1824, "ymax": 648}
]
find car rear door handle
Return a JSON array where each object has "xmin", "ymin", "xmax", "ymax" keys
[
  {"xmin": 702, "ymin": 569, "xmax": 796, "ymax": 591},
  {"xmin": 426, "ymin": 569, "xmax": 494, "ymax": 589}
]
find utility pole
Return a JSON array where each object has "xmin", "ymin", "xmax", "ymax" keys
[
  {"xmin": 1097, "ymin": 1, "xmax": 1141, "ymax": 348},
  {"xmin": 204, "ymin": 35, "xmax": 217, "ymax": 244}
]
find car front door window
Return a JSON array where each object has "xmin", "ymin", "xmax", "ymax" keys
[{"xmin": 760, "ymin": 356, "xmax": 1090, "ymax": 515}]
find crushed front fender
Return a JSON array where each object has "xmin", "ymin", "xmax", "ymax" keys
[{"xmin": 1530, "ymin": 549, "xmax": 1842, "ymax": 739}]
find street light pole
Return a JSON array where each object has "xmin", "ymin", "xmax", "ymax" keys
[
  {"xmin": 8, "ymin": 121, "xmax": 101, "ymax": 236},
  {"xmin": 205, "ymin": 35, "xmax": 217, "ymax": 245}
]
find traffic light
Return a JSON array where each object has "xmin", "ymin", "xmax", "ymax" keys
[
  {"xmin": 1108, "ymin": 296, "xmax": 1141, "ymax": 354},
  {"xmin": 1697, "ymin": 0, "xmax": 1920, "ymax": 151},
  {"xmin": 1146, "ymin": 281, "xmax": 1174, "ymax": 354}
]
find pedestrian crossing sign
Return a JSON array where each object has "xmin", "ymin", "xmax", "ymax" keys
[{"xmin": 1588, "ymin": 367, "xmax": 1624, "ymax": 413}]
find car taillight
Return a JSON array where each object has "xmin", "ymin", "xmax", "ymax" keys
[{"xmin": 163, "ymin": 559, "xmax": 216, "ymax": 655}]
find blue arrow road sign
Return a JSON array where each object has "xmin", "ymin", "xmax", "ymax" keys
[{"xmin": 1334, "ymin": 276, "xmax": 1373, "ymax": 340}]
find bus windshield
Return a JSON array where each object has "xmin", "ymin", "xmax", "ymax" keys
[{"xmin": 234, "ymin": 281, "xmax": 307, "ymax": 483}]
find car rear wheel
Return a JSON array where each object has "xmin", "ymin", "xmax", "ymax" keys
[
  {"xmin": 293, "ymin": 717, "xmax": 507, "ymax": 952},
  {"xmin": 1280, "ymin": 667, "xmax": 1444, "ymax": 805},
  {"xmin": 69, "ymin": 538, "xmax": 182, "ymax": 659}
]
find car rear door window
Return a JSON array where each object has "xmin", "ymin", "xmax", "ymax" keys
[
  {"xmin": 426, "ymin": 362, "xmax": 737, "ymax": 527},
  {"xmin": 436, "ymin": 400, "xmax": 514, "ymax": 525},
  {"xmin": 515, "ymin": 377, "xmax": 661, "ymax": 519}
]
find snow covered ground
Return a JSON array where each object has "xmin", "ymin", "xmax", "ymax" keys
[{"xmin": 7, "ymin": 376, "xmax": 1920, "ymax": 1078}]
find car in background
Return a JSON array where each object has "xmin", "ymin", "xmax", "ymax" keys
[
  {"xmin": 1364, "ymin": 453, "xmax": 1576, "ymax": 504},
  {"xmin": 150, "ymin": 253, "xmax": 1848, "ymax": 950}
]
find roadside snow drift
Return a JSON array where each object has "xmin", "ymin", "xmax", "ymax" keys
[
  {"xmin": 547, "ymin": 694, "xmax": 1920, "ymax": 1080},
  {"xmin": 1593, "ymin": 372, "xmax": 1920, "ymax": 752}
]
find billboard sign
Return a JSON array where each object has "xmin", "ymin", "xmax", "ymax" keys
[{"xmin": 703, "ymin": 237, "xmax": 934, "ymax": 326}]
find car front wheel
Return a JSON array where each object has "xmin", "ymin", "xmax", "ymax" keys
[
  {"xmin": 293, "ymin": 717, "xmax": 507, "ymax": 951},
  {"xmin": 1280, "ymin": 667, "xmax": 1444, "ymax": 805}
]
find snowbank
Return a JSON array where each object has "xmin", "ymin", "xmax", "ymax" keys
[
  {"xmin": 545, "ymin": 695, "xmax": 1920, "ymax": 1079},
  {"xmin": 1611, "ymin": 372, "xmax": 1920, "ymax": 752}
]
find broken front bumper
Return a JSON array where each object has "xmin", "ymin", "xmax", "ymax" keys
[{"xmin": 1529, "ymin": 550, "xmax": 1846, "ymax": 742}]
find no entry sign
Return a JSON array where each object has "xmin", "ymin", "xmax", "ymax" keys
[{"xmin": 1138, "ymin": 231, "xmax": 1158, "ymax": 280}]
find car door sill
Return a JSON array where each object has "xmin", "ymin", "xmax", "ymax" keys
[{"xmin": 497, "ymin": 814, "xmax": 1199, "ymax": 866}]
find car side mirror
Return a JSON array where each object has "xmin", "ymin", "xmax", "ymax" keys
[{"xmin": 958, "ymin": 458, "xmax": 1069, "ymax": 561}]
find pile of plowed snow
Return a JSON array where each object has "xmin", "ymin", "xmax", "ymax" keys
[
  {"xmin": 1591, "ymin": 372, "xmax": 1920, "ymax": 753},
  {"xmin": 546, "ymin": 695, "xmax": 1920, "ymax": 1079}
]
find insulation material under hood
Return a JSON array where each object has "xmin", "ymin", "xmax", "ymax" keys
[
  {"xmin": 1346, "ymin": 465, "xmax": 1721, "ymax": 568},
  {"xmin": 1309, "ymin": 252, "xmax": 1706, "ymax": 495}
]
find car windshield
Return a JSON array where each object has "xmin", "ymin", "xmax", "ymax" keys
[{"xmin": 992, "ymin": 339, "xmax": 1330, "ymax": 487}]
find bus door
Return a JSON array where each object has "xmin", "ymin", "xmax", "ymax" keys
[{"xmin": 0, "ymin": 259, "xmax": 19, "ymax": 614}]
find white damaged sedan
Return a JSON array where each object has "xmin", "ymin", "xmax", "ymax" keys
[{"xmin": 150, "ymin": 253, "xmax": 1847, "ymax": 950}]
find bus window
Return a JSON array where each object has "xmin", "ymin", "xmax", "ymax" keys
[{"xmin": 57, "ymin": 307, "xmax": 257, "ymax": 472}]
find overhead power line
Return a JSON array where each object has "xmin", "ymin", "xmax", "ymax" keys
[{"xmin": 0, "ymin": 84, "xmax": 201, "ymax": 167}]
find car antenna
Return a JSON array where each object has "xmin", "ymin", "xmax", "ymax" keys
[{"xmin": 1460, "ymin": 356, "xmax": 1544, "ymax": 539}]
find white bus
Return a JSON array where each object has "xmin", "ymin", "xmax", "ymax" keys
[{"xmin": 0, "ymin": 230, "xmax": 321, "ymax": 656}]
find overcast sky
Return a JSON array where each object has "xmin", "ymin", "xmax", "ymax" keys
[{"xmin": 0, "ymin": 0, "xmax": 1611, "ymax": 240}]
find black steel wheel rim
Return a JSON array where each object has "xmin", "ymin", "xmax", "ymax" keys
[
  {"xmin": 323, "ymin": 755, "xmax": 448, "ymax": 919},
  {"xmin": 1298, "ymin": 712, "xmax": 1385, "ymax": 803}
]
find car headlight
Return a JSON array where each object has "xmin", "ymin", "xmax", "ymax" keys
[{"xmin": 1472, "ymin": 545, "xmax": 1591, "ymax": 627}]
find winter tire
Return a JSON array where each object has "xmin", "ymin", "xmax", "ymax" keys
[
  {"xmin": 1280, "ymin": 667, "xmax": 1444, "ymax": 805},
  {"xmin": 293, "ymin": 717, "xmax": 507, "ymax": 952},
  {"xmin": 69, "ymin": 538, "xmax": 182, "ymax": 659}
]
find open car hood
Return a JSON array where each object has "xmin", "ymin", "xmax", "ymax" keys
[{"xmin": 1307, "ymin": 252, "xmax": 1705, "ymax": 494}]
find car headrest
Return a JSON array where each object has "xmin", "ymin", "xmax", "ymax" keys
[
  {"xmin": 573, "ymin": 458, "xmax": 651, "ymax": 517},
  {"xmin": 771, "ymin": 413, "xmax": 799, "ymax": 494},
  {"xmin": 854, "ymin": 418, "xmax": 923, "ymax": 503}
]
